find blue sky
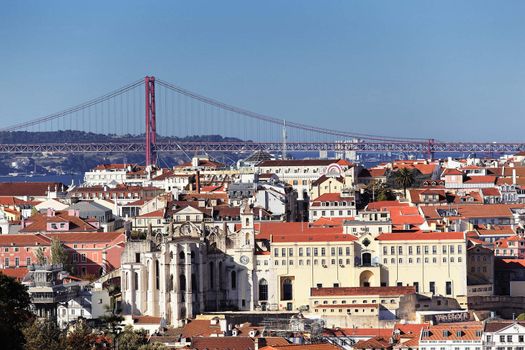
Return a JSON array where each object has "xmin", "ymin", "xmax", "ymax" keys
[{"xmin": 1, "ymin": 1, "xmax": 524, "ymax": 141}]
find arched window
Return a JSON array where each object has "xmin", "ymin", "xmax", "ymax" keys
[
  {"xmin": 179, "ymin": 251, "xmax": 185, "ymax": 261},
  {"xmin": 259, "ymin": 279, "xmax": 268, "ymax": 301},
  {"xmin": 155, "ymin": 260, "xmax": 160, "ymax": 290},
  {"xmin": 134, "ymin": 271, "xmax": 139, "ymax": 290},
  {"xmin": 179, "ymin": 274, "xmax": 186, "ymax": 292},
  {"xmin": 231, "ymin": 271, "xmax": 237, "ymax": 290},
  {"xmin": 282, "ymin": 278, "xmax": 293, "ymax": 301},
  {"xmin": 209, "ymin": 262, "xmax": 215, "ymax": 289},
  {"xmin": 169, "ymin": 274, "xmax": 174, "ymax": 291}
]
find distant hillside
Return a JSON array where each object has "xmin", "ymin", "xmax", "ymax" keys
[{"xmin": 0, "ymin": 130, "xmax": 243, "ymax": 144}]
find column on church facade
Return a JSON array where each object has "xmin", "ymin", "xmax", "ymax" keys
[
  {"xmin": 197, "ymin": 243, "xmax": 205, "ymax": 313},
  {"xmin": 184, "ymin": 243, "xmax": 193, "ymax": 318},
  {"xmin": 170, "ymin": 243, "xmax": 181, "ymax": 325},
  {"xmin": 147, "ymin": 257, "xmax": 156, "ymax": 315}
]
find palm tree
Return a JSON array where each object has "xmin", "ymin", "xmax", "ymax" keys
[{"xmin": 393, "ymin": 168, "xmax": 415, "ymax": 197}]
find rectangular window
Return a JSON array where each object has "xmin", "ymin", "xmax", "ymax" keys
[
  {"xmin": 299, "ymin": 248, "xmax": 303, "ymax": 256},
  {"xmin": 413, "ymin": 282, "xmax": 419, "ymax": 292},
  {"xmin": 274, "ymin": 248, "xmax": 279, "ymax": 257},
  {"xmin": 331, "ymin": 247, "xmax": 336, "ymax": 256},
  {"xmin": 288, "ymin": 248, "xmax": 293, "ymax": 257},
  {"xmin": 281, "ymin": 248, "xmax": 286, "ymax": 257},
  {"xmin": 81, "ymin": 254, "xmax": 86, "ymax": 262},
  {"xmin": 446, "ymin": 281, "xmax": 452, "ymax": 295},
  {"xmin": 424, "ymin": 246, "xmax": 429, "ymax": 254},
  {"xmin": 442, "ymin": 245, "xmax": 447, "ymax": 254},
  {"xmin": 432, "ymin": 245, "xmax": 437, "ymax": 254},
  {"xmin": 338, "ymin": 247, "xmax": 343, "ymax": 255},
  {"xmin": 449, "ymin": 245, "xmax": 455, "ymax": 253},
  {"xmin": 458, "ymin": 245, "xmax": 463, "ymax": 253},
  {"xmin": 408, "ymin": 246, "xmax": 413, "ymax": 255},
  {"xmin": 26, "ymin": 257, "xmax": 31, "ymax": 266},
  {"xmin": 306, "ymin": 247, "xmax": 311, "ymax": 256},
  {"xmin": 314, "ymin": 248, "xmax": 318, "ymax": 256},
  {"xmin": 346, "ymin": 247, "xmax": 351, "ymax": 255},
  {"xmin": 398, "ymin": 246, "xmax": 403, "ymax": 254},
  {"xmin": 429, "ymin": 281, "xmax": 435, "ymax": 294},
  {"xmin": 4, "ymin": 257, "xmax": 9, "ymax": 267},
  {"xmin": 383, "ymin": 246, "xmax": 388, "ymax": 255},
  {"xmin": 15, "ymin": 258, "xmax": 19, "ymax": 267},
  {"xmin": 321, "ymin": 248, "xmax": 326, "ymax": 256},
  {"xmin": 416, "ymin": 246, "xmax": 421, "ymax": 254},
  {"xmin": 391, "ymin": 246, "xmax": 395, "ymax": 254}
]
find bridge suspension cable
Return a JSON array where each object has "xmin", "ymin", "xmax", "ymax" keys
[
  {"xmin": 0, "ymin": 79, "xmax": 144, "ymax": 132},
  {"xmin": 156, "ymin": 78, "xmax": 428, "ymax": 143}
]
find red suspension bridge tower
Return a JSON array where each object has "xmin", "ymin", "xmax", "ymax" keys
[{"xmin": 145, "ymin": 76, "xmax": 157, "ymax": 167}]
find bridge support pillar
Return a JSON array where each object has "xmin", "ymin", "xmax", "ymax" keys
[{"xmin": 145, "ymin": 76, "xmax": 157, "ymax": 167}]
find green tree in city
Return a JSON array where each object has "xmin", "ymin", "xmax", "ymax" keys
[
  {"xmin": 22, "ymin": 318, "xmax": 66, "ymax": 350},
  {"xmin": 393, "ymin": 167, "xmax": 415, "ymax": 197},
  {"xmin": 0, "ymin": 273, "xmax": 32, "ymax": 350},
  {"xmin": 51, "ymin": 238, "xmax": 68, "ymax": 267},
  {"xmin": 116, "ymin": 325, "xmax": 148, "ymax": 350},
  {"xmin": 34, "ymin": 246, "xmax": 46, "ymax": 265},
  {"xmin": 65, "ymin": 318, "xmax": 97, "ymax": 350}
]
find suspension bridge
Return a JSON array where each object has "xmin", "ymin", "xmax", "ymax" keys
[{"xmin": 1, "ymin": 76, "xmax": 524, "ymax": 166}]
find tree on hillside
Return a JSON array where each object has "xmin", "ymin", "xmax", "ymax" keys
[
  {"xmin": 34, "ymin": 246, "xmax": 47, "ymax": 265},
  {"xmin": 22, "ymin": 318, "xmax": 66, "ymax": 350},
  {"xmin": 0, "ymin": 273, "xmax": 32, "ymax": 350},
  {"xmin": 50, "ymin": 238, "xmax": 68, "ymax": 268},
  {"xmin": 363, "ymin": 180, "xmax": 396, "ymax": 203},
  {"xmin": 393, "ymin": 168, "xmax": 416, "ymax": 197},
  {"xmin": 65, "ymin": 318, "xmax": 97, "ymax": 350}
]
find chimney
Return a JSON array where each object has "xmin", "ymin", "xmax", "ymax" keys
[{"xmin": 196, "ymin": 171, "xmax": 201, "ymax": 193}]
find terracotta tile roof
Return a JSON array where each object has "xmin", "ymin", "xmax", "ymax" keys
[
  {"xmin": 20, "ymin": 210, "xmax": 98, "ymax": 233},
  {"xmin": 442, "ymin": 168, "xmax": 463, "ymax": 176},
  {"xmin": 192, "ymin": 337, "xmax": 254, "ymax": 350},
  {"xmin": 133, "ymin": 315, "xmax": 161, "ymax": 324},
  {"xmin": 138, "ymin": 209, "xmax": 165, "ymax": 218},
  {"xmin": 481, "ymin": 188, "xmax": 501, "ymax": 196},
  {"xmin": 463, "ymin": 176, "xmax": 496, "ymax": 184},
  {"xmin": 323, "ymin": 328, "xmax": 392, "ymax": 337},
  {"xmin": 311, "ymin": 286, "xmax": 416, "ymax": 297},
  {"xmin": 484, "ymin": 321, "xmax": 525, "ymax": 332},
  {"xmin": 181, "ymin": 319, "xmax": 223, "ymax": 338},
  {"xmin": 258, "ymin": 337, "xmax": 290, "ymax": 347},
  {"xmin": 255, "ymin": 222, "xmax": 343, "ymax": 240},
  {"xmin": 311, "ymin": 193, "xmax": 353, "ymax": 203},
  {"xmin": 0, "ymin": 233, "xmax": 51, "ymax": 247},
  {"xmin": 271, "ymin": 232, "xmax": 357, "ymax": 243},
  {"xmin": 311, "ymin": 175, "xmax": 344, "ymax": 186},
  {"xmin": 376, "ymin": 231, "xmax": 464, "ymax": 241},
  {"xmin": 311, "ymin": 217, "xmax": 353, "ymax": 227},
  {"xmin": 387, "ymin": 207, "xmax": 425, "ymax": 227},
  {"xmin": 353, "ymin": 336, "xmax": 392, "ymax": 350},
  {"xmin": 46, "ymin": 232, "xmax": 124, "ymax": 244},
  {"xmin": 366, "ymin": 201, "xmax": 409, "ymax": 210},
  {"xmin": 261, "ymin": 344, "xmax": 341, "ymax": 350},
  {"xmin": 0, "ymin": 267, "xmax": 28, "ymax": 280},
  {"xmin": 0, "ymin": 182, "xmax": 66, "ymax": 197},
  {"xmin": 420, "ymin": 322, "xmax": 483, "ymax": 341}
]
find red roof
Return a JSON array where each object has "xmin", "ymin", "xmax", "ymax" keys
[
  {"xmin": 443, "ymin": 168, "xmax": 463, "ymax": 176},
  {"xmin": 46, "ymin": 231, "xmax": 124, "ymax": 244},
  {"xmin": 464, "ymin": 176, "xmax": 496, "ymax": 184},
  {"xmin": 0, "ymin": 182, "xmax": 66, "ymax": 197},
  {"xmin": 0, "ymin": 233, "xmax": 51, "ymax": 247},
  {"xmin": 366, "ymin": 201, "xmax": 409, "ymax": 210},
  {"xmin": 481, "ymin": 188, "xmax": 501, "ymax": 196},
  {"xmin": 0, "ymin": 267, "xmax": 28, "ymax": 280},
  {"xmin": 255, "ymin": 222, "xmax": 343, "ymax": 240},
  {"xmin": 138, "ymin": 209, "xmax": 164, "ymax": 218},
  {"xmin": 312, "ymin": 193, "xmax": 352, "ymax": 203},
  {"xmin": 258, "ymin": 159, "xmax": 352, "ymax": 167}
]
